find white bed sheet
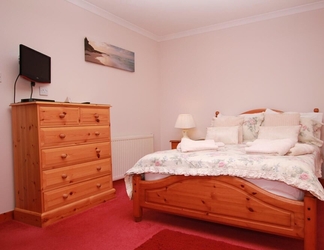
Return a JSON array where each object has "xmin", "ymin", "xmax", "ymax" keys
[{"xmin": 125, "ymin": 144, "xmax": 324, "ymax": 201}]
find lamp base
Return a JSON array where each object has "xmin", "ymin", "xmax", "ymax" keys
[{"xmin": 182, "ymin": 129, "xmax": 189, "ymax": 138}]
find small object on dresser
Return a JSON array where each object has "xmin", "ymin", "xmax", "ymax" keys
[{"xmin": 64, "ymin": 96, "xmax": 71, "ymax": 103}]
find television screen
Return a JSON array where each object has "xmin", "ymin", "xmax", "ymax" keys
[{"xmin": 19, "ymin": 44, "xmax": 51, "ymax": 83}]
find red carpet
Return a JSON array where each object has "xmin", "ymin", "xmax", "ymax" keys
[
  {"xmin": 0, "ymin": 179, "xmax": 323, "ymax": 250},
  {"xmin": 135, "ymin": 229, "xmax": 253, "ymax": 250}
]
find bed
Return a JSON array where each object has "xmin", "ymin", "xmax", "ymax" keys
[{"xmin": 124, "ymin": 108, "xmax": 324, "ymax": 250}]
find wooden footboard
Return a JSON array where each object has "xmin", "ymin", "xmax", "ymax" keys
[{"xmin": 132, "ymin": 174, "xmax": 317, "ymax": 250}]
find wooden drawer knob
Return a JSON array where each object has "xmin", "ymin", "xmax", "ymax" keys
[
  {"xmin": 61, "ymin": 153, "xmax": 67, "ymax": 159},
  {"xmin": 62, "ymin": 194, "xmax": 69, "ymax": 199},
  {"xmin": 95, "ymin": 148, "xmax": 101, "ymax": 158},
  {"xmin": 59, "ymin": 112, "xmax": 67, "ymax": 118},
  {"xmin": 59, "ymin": 133, "xmax": 66, "ymax": 139},
  {"xmin": 61, "ymin": 174, "xmax": 67, "ymax": 179},
  {"xmin": 94, "ymin": 114, "xmax": 100, "ymax": 123},
  {"xmin": 95, "ymin": 131, "xmax": 100, "ymax": 136},
  {"xmin": 96, "ymin": 183, "xmax": 102, "ymax": 188},
  {"xmin": 96, "ymin": 166, "xmax": 102, "ymax": 171}
]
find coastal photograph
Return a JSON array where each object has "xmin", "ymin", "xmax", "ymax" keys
[{"xmin": 84, "ymin": 37, "xmax": 135, "ymax": 72}]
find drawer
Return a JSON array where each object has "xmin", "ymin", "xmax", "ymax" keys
[
  {"xmin": 41, "ymin": 142, "xmax": 111, "ymax": 169},
  {"xmin": 80, "ymin": 107, "xmax": 109, "ymax": 125},
  {"xmin": 40, "ymin": 126, "xmax": 110, "ymax": 147},
  {"xmin": 39, "ymin": 106, "xmax": 79, "ymax": 126},
  {"xmin": 42, "ymin": 158, "xmax": 111, "ymax": 189},
  {"xmin": 43, "ymin": 176, "xmax": 112, "ymax": 211}
]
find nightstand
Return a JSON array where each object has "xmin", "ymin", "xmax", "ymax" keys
[{"xmin": 170, "ymin": 140, "xmax": 181, "ymax": 149}]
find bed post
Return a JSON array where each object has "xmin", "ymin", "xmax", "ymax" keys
[
  {"xmin": 133, "ymin": 174, "xmax": 143, "ymax": 222},
  {"xmin": 303, "ymin": 192, "xmax": 317, "ymax": 250}
]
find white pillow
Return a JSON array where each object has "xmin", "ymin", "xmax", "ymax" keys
[
  {"xmin": 258, "ymin": 126, "xmax": 300, "ymax": 141},
  {"xmin": 264, "ymin": 109, "xmax": 323, "ymax": 143},
  {"xmin": 211, "ymin": 116, "xmax": 244, "ymax": 143},
  {"xmin": 265, "ymin": 108, "xmax": 279, "ymax": 114},
  {"xmin": 288, "ymin": 143, "xmax": 316, "ymax": 156},
  {"xmin": 266, "ymin": 109, "xmax": 323, "ymax": 123},
  {"xmin": 300, "ymin": 113, "xmax": 323, "ymax": 140},
  {"xmin": 206, "ymin": 126, "xmax": 239, "ymax": 144},
  {"xmin": 263, "ymin": 113, "xmax": 300, "ymax": 126},
  {"xmin": 299, "ymin": 117, "xmax": 323, "ymax": 146},
  {"xmin": 240, "ymin": 113, "xmax": 264, "ymax": 142},
  {"xmin": 300, "ymin": 112, "xmax": 323, "ymax": 123},
  {"xmin": 211, "ymin": 115, "xmax": 244, "ymax": 126},
  {"xmin": 246, "ymin": 138, "xmax": 297, "ymax": 156}
]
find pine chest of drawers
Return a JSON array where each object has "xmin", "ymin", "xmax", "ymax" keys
[{"xmin": 11, "ymin": 102, "xmax": 116, "ymax": 227}]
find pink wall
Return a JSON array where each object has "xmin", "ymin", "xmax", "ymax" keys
[
  {"xmin": 159, "ymin": 8, "xmax": 324, "ymax": 149},
  {"xmin": 0, "ymin": 1, "xmax": 323, "ymax": 214},
  {"xmin": 0, "ymin": 0, "xmax": 160, "ymax": 213}
]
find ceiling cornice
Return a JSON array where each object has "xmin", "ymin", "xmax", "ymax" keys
[
  {"xmin": 162, "ymin": 1, "xmax": 324, "ymax": 41},
  {"xmin": 66, "ymin": 0, "xmax": 158, "ymax": 40},
  {"xmin": 67, "ymin": 0, "xmax": 324, "ymax": 42}
]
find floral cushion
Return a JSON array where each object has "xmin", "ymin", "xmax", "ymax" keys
[
  {"xmin": 299, "ymin": 117, "xmax": 323, "ymax": 146},
  {"xmin": 240, "ymin": 113, "xmax": 264, "ymax": 142}
]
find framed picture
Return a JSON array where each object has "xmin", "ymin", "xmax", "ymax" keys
[{"xmin": 84, "ymin": 37, "xmax": 135, "ymax": 72}]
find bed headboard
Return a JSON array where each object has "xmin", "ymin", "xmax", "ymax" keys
[{"xmin": 215, "ymin": 108, "xmax": 319, "ymax": 117}]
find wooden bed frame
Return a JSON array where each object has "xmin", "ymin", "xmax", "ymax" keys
[{"xmin": 132, "ymin": 108, "xmax": 320, "ymax": 250}]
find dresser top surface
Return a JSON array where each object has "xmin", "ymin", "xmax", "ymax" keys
[{"xmin": 10, "ymin": 101, "xmax": 111, "ymax": 108}]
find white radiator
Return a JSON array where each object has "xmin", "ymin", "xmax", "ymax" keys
[{"xmin": 111, "ymin": 134, "xmax": 154, "ymax": 180}]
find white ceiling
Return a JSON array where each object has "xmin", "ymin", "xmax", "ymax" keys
[{"xmin": 67, "ymin": 0, "xmax": 324, "ymax": 41}]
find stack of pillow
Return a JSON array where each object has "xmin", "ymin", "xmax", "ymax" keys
[{"xmin": 205, "ymin": 108, "xmax": 323, "ymax": 147}]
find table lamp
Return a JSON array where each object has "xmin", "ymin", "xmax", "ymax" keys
[{"xmin": 175, "ymin": 114, "xmax": 196, "ymax": 138}]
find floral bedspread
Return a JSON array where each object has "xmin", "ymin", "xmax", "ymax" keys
[{"xmin": 124, "ymin": 144, "xmax": 324, "ymax": 200}]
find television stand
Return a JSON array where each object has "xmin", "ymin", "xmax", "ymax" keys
[{"xmin": 21, "ymin": 98, "xmax": 55, "ymax": 102}]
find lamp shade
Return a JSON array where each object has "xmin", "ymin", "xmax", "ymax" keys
[{"xmin": 175, "ymin": 114, "xmax": 196, "ymax": 129}]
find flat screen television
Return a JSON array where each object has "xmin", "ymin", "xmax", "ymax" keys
[{"xmin": 19, "ymin": 44, "xmax": 51, "ymax": 83}]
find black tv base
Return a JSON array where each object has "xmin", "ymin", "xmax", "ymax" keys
[{"xmin": 21, "ymin": 98, "xmax": 55, "ymax": 103}]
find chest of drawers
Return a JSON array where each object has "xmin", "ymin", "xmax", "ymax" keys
[{"xmin": 11, "ymin": 102, "xmax": 115, "ymax": 227}]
